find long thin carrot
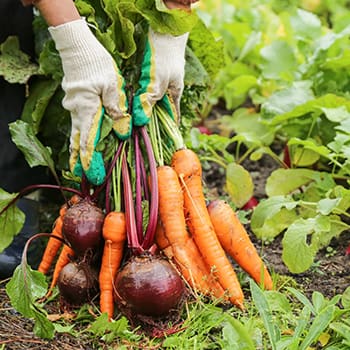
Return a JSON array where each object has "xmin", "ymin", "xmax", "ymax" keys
[
  {"xmin": 207, "ymin": 199, "xmax": 273, "ymax": 290},
  {"xmin": 99, "ymin": 211, "xmax": 126, "ymax": 320},
  {"xmin": 38, "ymin": 195, "xmax": 80, "ymax": 274},
  {"xmin": 47, "ymin": 244, "xmax": 75, "ymax": 296},
  {"xmin": 38, "ymin": 205, "xmax": 66, "ymax": 274},
  {"xmin": 171, "ymin": 149, "xmax": 245, "ymax": 309},
  {"xmin": 157, "ymin": 165, "xmax": 224, "ymax": 299}
]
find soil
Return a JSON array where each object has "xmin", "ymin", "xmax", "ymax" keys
[{"xmin": 1, "ymin": 139, "xmax": 350, "ymax": 349}]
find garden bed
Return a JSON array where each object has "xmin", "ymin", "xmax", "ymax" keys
[{"xmin": 1, "ymin": 151, "xmax": 349, "ymax": 349}]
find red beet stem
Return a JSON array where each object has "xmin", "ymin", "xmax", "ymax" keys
[
  {"xmin": 122, "ymin": 152, "xmax": 143, "ymax": 253},
  {"xmin": 140, "ymin": 127, "xmax": 159, "ymax": 250},
  {"xmin": 134, "ymin": 131, "xmax": 144, "ymax": 243},
  {"xmin": 0, "ymin": 184, "xmax": 82, "ymax": 216}
]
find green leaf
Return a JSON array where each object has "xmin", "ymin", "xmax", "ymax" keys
[
  {"xmin": 222, "ymin": 316, "xmax": 256, "ymax": 350},
  {"xmin": 6, "ymin": 265, "xmax": 55, "ymax": 339},
  {"xmin": 265, "ymin": 290, "xmax": 292, "ymax": 314},
  {"xmin": 300, "ymin": 305, "xmax": 335, "ymax": 350},
  {"xmin": 290, "ymin": 9, "xmax": 322, "ymax": 41},
  {"xmin": 312, "ymin": 215, "xmax": 348, "ymax": 250},
  {"xmin": 317, "ymin": 198, "xmax": 342, "ymax": 215},
  {"xmin": 33, "ymin": 310, "xmax": 56, "ymax": 339},
  {"xmin": 0, "ymin": 189, "xmax": 25, "ymax": 252},
  {"xmin": 261, "ymin": 81, "xmax": 315, "ymax": 119},
  {"xmin": 250, "ymin": 196, "xmax": 298, "ymax": 240},
  {"xmin": 290, "ymin": 147, "xmax": 320, "ymax": 167},
  {"xmin": 329, "ymin": 322, "xmax": 350, "ymax": 346},
  {"xmin": 110, "ymin": 1, "xmax": 139, "ymax": 59},
  {"xmin": 250, "ymin": 280, "xmax": 279, "ymax": 349},
  {"xmin": 38, "ymin": 40, "xmax": 63, "ymax": 81},
  {"xmin": 21, "ymin": 79, "xmax": 60, "ymax": 134},
  {"xmin": 288, "ymin": 138, "xmax": 331, "ymax": 160},
  {"xmin": 184, "ymin": 46, "xmax": 210, "ymax": 87},
  {"xmin": 266, "ymin": 168, "xmax": 319, "ymax": 197},
  {"xmin": 6, "ymin": 265, "xmax": 48, "ymax": 316},
  {"xmin": 287, "ymin": 287, "xmax": 316, "ymax": 314},
  {"xmin": 9, "ymin": 120, "xmax": 56, "ymax": 174},
  {"xmin": 321, "ymin": 106, "xmax": 350, "ymax": 123},
  {"xmin": 269, "ymin": 94, "xmax": 350, "ymax": 125},
  {"xmin": 341, "ymin": 286, "xmax": 350, "ymax": 309},
  {"xmin": 89, "ymin": 313, "xmax": 131, "ymax": 344},
  {"xmin": 281, "ymin": 216, "xmax": 332, "ymax": 273},
  {"xmin": 188, "ymin": 18, "xmax": 225, "ymax": 80},
  {"xmin": 225, "ymin": 163, "xmax": 254, "ymax": 208},
  {"xmin": 222, "ymin": 108, "xmax": 275, "ymax": 146},
  {"xmin": 136, "ymin": 0, "xmax": 198, "ymax": 35},
  {"xmin": 224, "ymin": 75, "xmax": 258, "ymax": 109},
  {"xmin": 0, "ymin": 36, "xmax": 39, "ymax": 84},
  {"xmin": 260, "ymin": 40, "xmax": 297, "ymax": 80}
]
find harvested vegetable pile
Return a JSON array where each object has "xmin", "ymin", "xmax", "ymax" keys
[
  {"xmin": 1, "ymin": 102, "xmax": 273, "ymax": 338},
  {"xmin": 0, "ymin": 0, "xmax": 272, "ymax": 339}
]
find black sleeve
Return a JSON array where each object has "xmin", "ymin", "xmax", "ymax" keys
[
  {"xmin": 0, "ymin": 0, "xmax": 34, "ymax": 57},
  {"xmin": 0, "ymin": 0, "xmax": 48, "ymax": 192}
]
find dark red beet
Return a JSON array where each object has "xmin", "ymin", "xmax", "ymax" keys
[
  {"xmin": 62, "ymin": 198, "xmax": 104, "ymax": 257},
  {"xmin": 242, "ymin": 196, "xmax": 259, "ymax": 210},
  {"xmin": 57, "ymin": 261, "xmax": 98, "ymax": 306},
  {"xmin": 197, "ymin": 125, "xmax": 212, "ymax": 135},
  {"xmin": 114, "ymin": 254, "xmax": 185, "ymax": 317}
]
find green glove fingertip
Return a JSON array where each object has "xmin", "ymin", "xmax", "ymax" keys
[
  {"xmin": 133, "ymin": 38, "xmax": 154, "ymax": 126},
  {"xmin": 71, "ymin": 154, "xmax": 106, "ymax": 186},
  {"xmin": 132, "ymin": 93, "xmax": 152, "ymax": 126},
  {"xmin": 83, "ymin": 151, "xmax": 106, "ymax": 186}
]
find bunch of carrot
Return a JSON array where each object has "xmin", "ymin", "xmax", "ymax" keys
[
  {"xmin": 156, "ymin": 148, "xmax": 273, "ymax": 309},
  {"xmin": 35, "ymin": 105, "xmax": 273, "ymax": 321}
]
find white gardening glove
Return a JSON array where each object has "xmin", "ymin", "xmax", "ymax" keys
[
  {"xmin": 49, "ymin": 19, "xmax": 131, "ymax": 186},
  {"xmin": 132, "ymin": 27, "xmax": 189, "ymax": 126}
]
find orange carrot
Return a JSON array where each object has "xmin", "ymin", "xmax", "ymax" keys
[
  {"xmin": 207, "ymin": 199, "xmax": 273, "ymax": 290},
  {"xmin": 38, "ymin": 195, "xmax": 80, "ymax": 274},
  {"xmin": 171, "ymin": 149, "xmax": 245, "ymax": 309},
  {"xmin": 99, "ymin": 211, "xmax": 126, "ymax": 320},
  {"xmin": 157, "ymin": 165, "xmax": 224, "ymax": 299},
  {"xmin": 155, "ymin": 219, "xmax": 174, "ymax": 258},
  {"xmin": 38, "ymin": 205, "xmax": 66, "ymax": 274},
  {"xmin": 47, "ymin": 244, "xmax": 75, "ymax": 295}
]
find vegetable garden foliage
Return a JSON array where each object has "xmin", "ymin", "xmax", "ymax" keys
[
  {"xmin": 188, "ymin": 0, "xmax": 350, "ymax": 273},
  {"xmin": 2, "ymin": 0, "xmax": 350, "ymax": 348}
]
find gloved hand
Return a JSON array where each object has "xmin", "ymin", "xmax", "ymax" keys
[
  {"xmin": 132, "ymin": 27, "xmax": 189, "ymax": 126},
  {"xmin": 49, "ymin": 18, "xmax": 132, "ymax": 186}
]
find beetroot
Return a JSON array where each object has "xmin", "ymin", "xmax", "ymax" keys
[
  {"xmin": 62, "ymin": 198, "xmax": 104, "ymax": 257},
  {"xmin": 57, "ymin": 261, "xmax": 98, "ymax": 306},
  {"xmin": 114, "ymin": 254, "xmax": 185, "ymax": 317}
]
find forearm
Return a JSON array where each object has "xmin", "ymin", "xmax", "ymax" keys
[
  {"xmin": 22, "ymin": 0, "xmax": 80, "ymax": 26},
  {"xmin": 163, "ymin": 0, "xmax": 198, "ymax": 10}
]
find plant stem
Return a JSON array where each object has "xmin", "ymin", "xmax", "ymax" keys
[
  {"xmin": 149, "ymin": 109, "xmax": 164, "ymax": 166},
  {"xmin": 122, "ymin": 150, "xmax": 142, "ymax": 253},
  {"xmin": 112, "ymin": 142, "xmax": 125, "ymax": 213},
  {"xmin": 93, "ymin": 141, "xmax": 124, "ymax": 200},
  {"xmin": 200, "ymin": 156, "xmax": 228, "ymax": 169},
  {"xmin": 134, "ymin": 130, "xmax": 144, "ymax": 243},
  {"xmin": 0, "ymin": 184, "xmax": 83, "ymax": 216},
  {"xmin": 156, "ymin": 104, "xmax": 185, "ymax": 151},
  {"xmin": 140, "ymin": 127, "xmax": 159, "ymax": 250}
]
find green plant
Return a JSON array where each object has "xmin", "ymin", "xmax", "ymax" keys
[{"xmin": 193, "ymin": 0, "xmax": 350, "ymax": 273}]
